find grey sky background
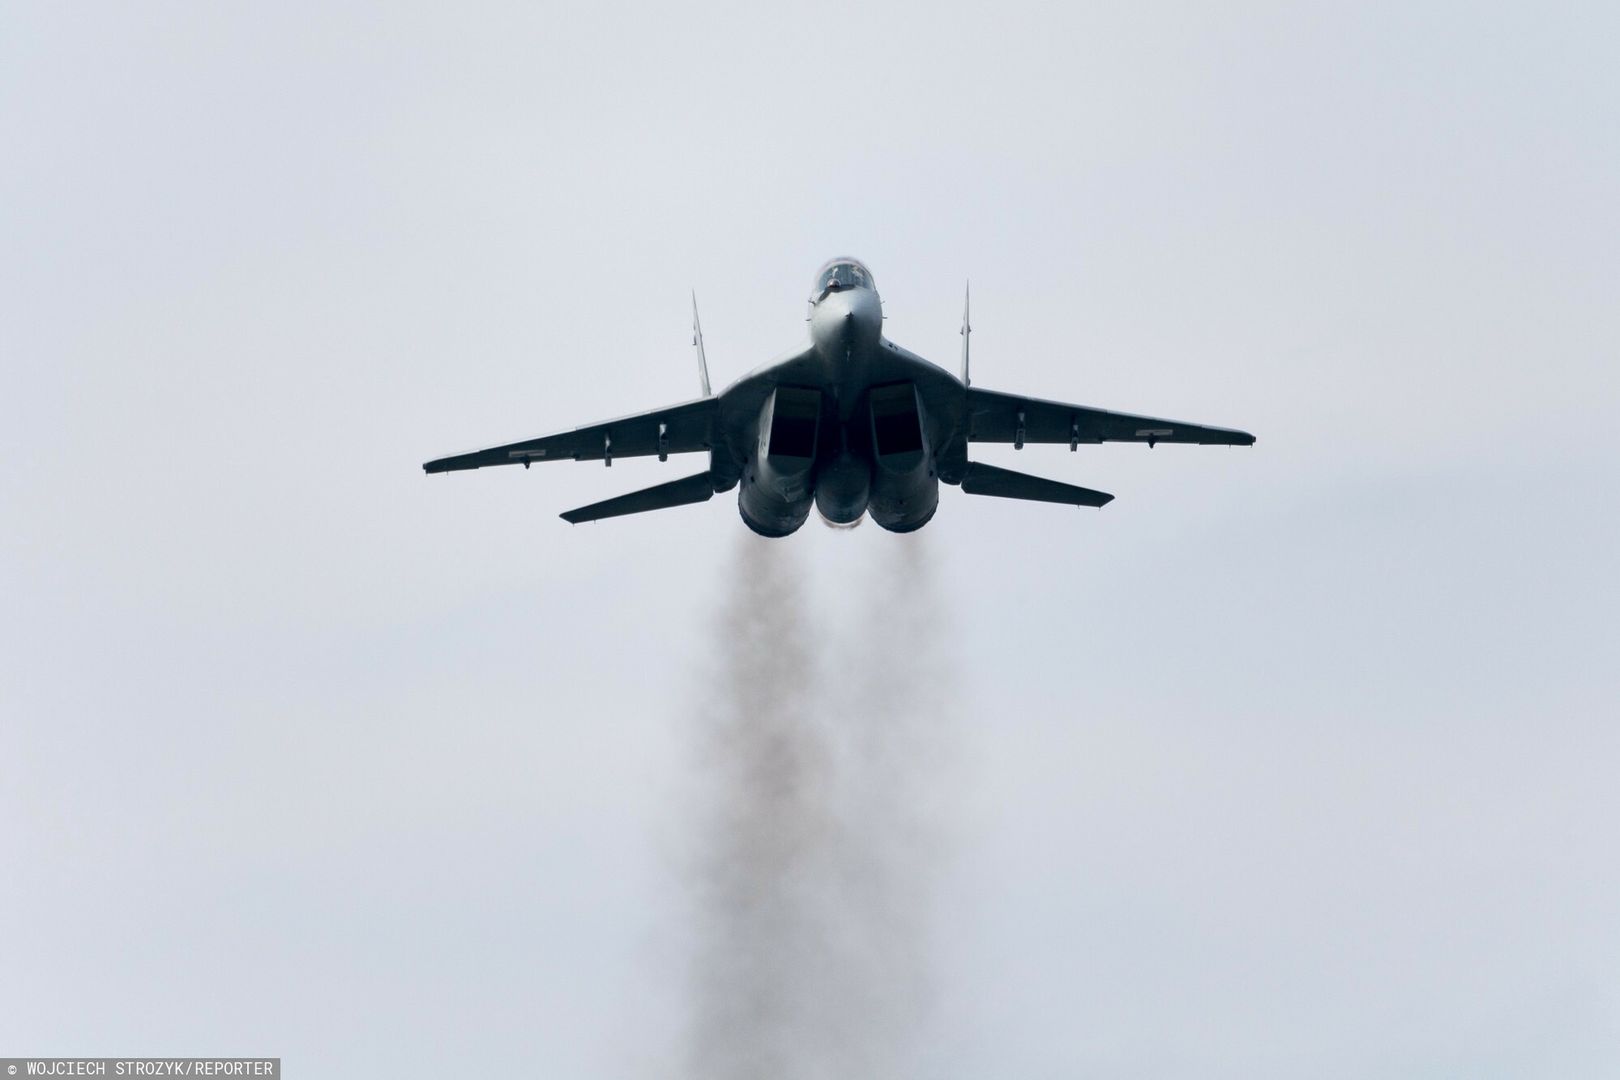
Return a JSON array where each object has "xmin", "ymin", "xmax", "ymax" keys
[{"xmin": 4, "ymin": 2, "xmax": 1618, "ymax": 1076}]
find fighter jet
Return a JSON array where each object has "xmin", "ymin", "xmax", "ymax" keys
[{"xmin": 423, "ymin": 258, "xmax": 1255, "ymax": 536}]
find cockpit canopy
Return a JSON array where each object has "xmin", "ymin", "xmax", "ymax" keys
[{"xmin": 811, "ymin": 258, "xmax": 876, "ymax": 301}]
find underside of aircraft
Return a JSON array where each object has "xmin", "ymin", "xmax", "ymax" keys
[{"xmin": 423, "ymin": 259, "xmax": 1256, "ymax": 536}]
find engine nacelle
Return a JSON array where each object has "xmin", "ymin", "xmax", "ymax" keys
[
  {"xmin": 737, "ymin": 386, "xmax": 821, "ymax": 537},
  {"xmin": 867, "ymin": 382, "xmax": 938, "ymax": 533}
]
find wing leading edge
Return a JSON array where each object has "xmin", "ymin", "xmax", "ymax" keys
[
  {"xmin": 423, "ymin": 397, "xmax": 718, "ymax": 474},
  {"xmin": 965, "ymin": 387, "xmax": 1255, "ymax": 448}
]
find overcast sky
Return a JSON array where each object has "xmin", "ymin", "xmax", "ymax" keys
[{"xmin": 4, "ymin": 2, "xmax": 1618, "ymax": 1077}]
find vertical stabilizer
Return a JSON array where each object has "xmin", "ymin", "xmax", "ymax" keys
[
  {"xmin": 692, "ymin": 291, "xmax": 712, "ymax": 397},
  {"xmin": 959, "ymin": 282, "xmax": 971, "ymax": 386}
]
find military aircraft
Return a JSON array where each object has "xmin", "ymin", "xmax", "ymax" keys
[{"xmin": 423, "ymin": 258, "xmax": 1255, "ymax": 536}]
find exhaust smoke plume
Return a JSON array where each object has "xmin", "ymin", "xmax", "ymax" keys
[{"xmin": 687, "ymin": 533, "xmax": 954, "ymax": 1080}]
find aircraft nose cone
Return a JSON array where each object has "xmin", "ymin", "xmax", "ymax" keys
[{"xmin": 810, "ymin": 287, "xmax": 881, "ymax": 358}]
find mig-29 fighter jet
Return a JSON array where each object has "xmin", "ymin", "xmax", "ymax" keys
[{"xmin": 423, "ymin": 259, "xmax": 1255, "ymax": 536}]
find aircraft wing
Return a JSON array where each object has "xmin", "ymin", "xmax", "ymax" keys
[
  {"xmin": 423, "ymin": 397, "xmax": 718, "ymax": 473},
  {"xmin": 965, "ymin": 388, "xmax": 1255, "ymax": 447}
]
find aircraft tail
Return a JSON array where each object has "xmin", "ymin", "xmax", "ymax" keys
[
  {"xmin": 959, "ymin": 462, "xmax": 1113, "ymax": 508},
  {"xmin": 560, "ymin": 470, "xmax": 717, "ymax": 524},
  {"xmin": 692, "ymin": 292, "xmax": 712, "ymax": 397},
  {"xmin": 959, "ymin": 281, "xmax": 971, "ymax": 386}
]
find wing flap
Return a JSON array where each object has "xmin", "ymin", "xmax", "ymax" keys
[
  {"xmin": 424, "ymin": 397, "xmax": 718, "ymax": 474},
  {"xmin": 966, "ymin": 388, "xmax": 1255, "ymax": 447}
]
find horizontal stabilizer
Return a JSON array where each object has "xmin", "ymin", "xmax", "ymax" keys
[
  {"xmin": 560, "ymin": 471, "xmax": 716, "ymax": 524},
  {"xmin": 959, "ymin": 462, "xmax": 1114, "ymax": 508}
]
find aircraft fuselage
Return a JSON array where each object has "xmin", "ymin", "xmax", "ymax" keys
[{"xmin": 728, "ymin": 261, "xmax": 955, "ymax": 536}]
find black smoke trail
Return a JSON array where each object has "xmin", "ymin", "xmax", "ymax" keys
[{"xmin": 686, "ymin": 532, "xmax": 955, "ymax": 1080}]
